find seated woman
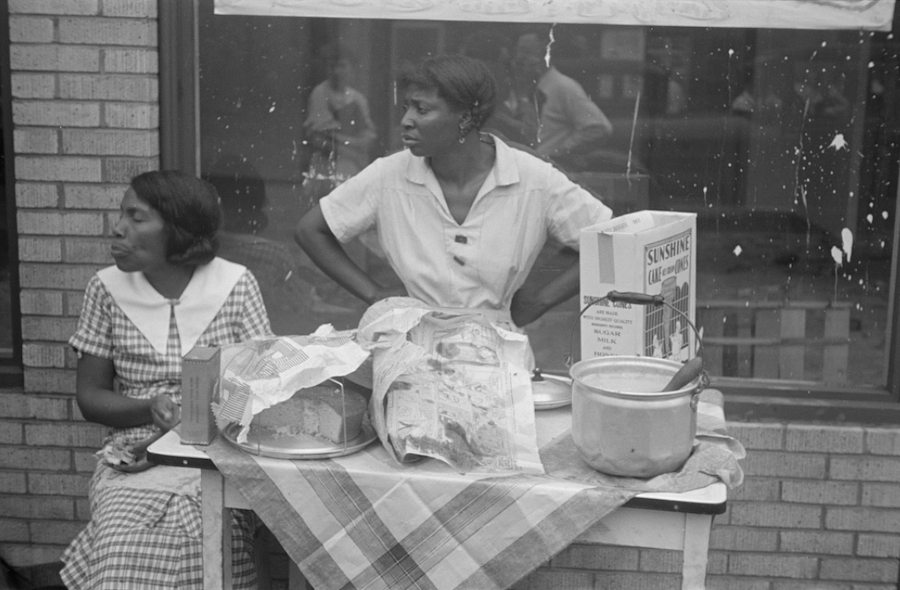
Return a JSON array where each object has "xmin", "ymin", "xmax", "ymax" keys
[
  {"xmin": 61, "ymin": 170, "xmax": 272, "ymax": 589},
  {"xmin": 295, "ymin": 55, "xmax": 613, "ymax": 343}
]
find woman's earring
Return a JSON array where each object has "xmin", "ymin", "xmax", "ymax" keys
[{"xmin": 458, "ymin": 124, "xmax": 467, "ymax": 144}]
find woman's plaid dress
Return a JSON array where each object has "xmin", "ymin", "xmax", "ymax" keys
[{"xmin": 61, "ymin": 263, "xmax": 272, "ymax": 590}]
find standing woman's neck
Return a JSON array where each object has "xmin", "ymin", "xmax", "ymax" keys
[{"xmin": 429, "ymin": 131, "xmax": 495, "ymax": 184}]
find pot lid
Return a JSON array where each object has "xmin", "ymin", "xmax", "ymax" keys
[{"xmin": 531, "ymin": 369, "xmax": 572, "ymax": 410}]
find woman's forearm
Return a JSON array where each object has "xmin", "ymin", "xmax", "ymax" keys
[
  {"xmin": 294, "ymin": 205, "xmax": 383, "ymax": 304},
  {"xmin": 511, "ymin": 259, "xmax": 581, "ymax": 327},
  {"xmin": 77, "ymin": 387, "xmax": 154, "ymax": 429},
  {"xmin": 75, "ymin": 353, "xmax": 154, "ymax": 428},
  {"xmin": 540, "ymin": 260, "xmax": 581, "ymax": 308}
]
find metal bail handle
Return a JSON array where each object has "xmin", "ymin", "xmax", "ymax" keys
[{"xmin": 566, "ymin": 290, "xmax": 705, "ymax": 366}]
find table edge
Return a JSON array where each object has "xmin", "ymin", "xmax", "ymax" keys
[{"xmin": 148, "ymin": 431, "xmax": 727, "ymax": 514}]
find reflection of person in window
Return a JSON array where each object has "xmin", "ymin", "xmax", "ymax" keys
[
  {"xmin": 460, "ymin": 32, "xmax": 538, "ymax": 147},
  {"xmin": 732, "ymin": 68, "xmax": 784, "ymax": 124},
  {"xmin": 665, "ymin": 66, "xmax": 689, "ymax": 115},
  {"xmin": 793, "ymin": 67, "xmax": 849, "ymax": 119},
  {"xmin": 302, "ymin": 44, "xmax": 377, "ymax": 207},
  {"xmin": 206, "ymin": 156, "xmax": 314, "ymax": 334},
  {"xmin": 294, "ymin": 55, "xmax": 612, "ymax": 358},
  {"xmin": 512, "ymin": 32, "xmax": 613, "ymax": 170}
]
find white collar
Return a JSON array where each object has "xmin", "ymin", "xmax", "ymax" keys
[
  {"xmin": 97, "ymin": 257, "xmax": 246, "ymax": 356},
  {"xmin": 404, "ymin": 134, "xmax": 521, "ymax": 189}
]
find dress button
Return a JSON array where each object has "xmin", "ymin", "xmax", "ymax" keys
[
  {"xmin": 455, "ymin": 235, "xmax": 467, "ymax": 244},
  {"xmin": 453, "ymin": 256, "xmax": 465, "ymax": 266}
]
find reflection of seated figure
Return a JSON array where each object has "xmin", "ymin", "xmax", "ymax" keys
[
  {"xmin": 302, "ymin": 43, "xmax": 383, "ymax": 269},
  {"xmin": 216, "ymin": 234, "xmax": 317, "ymax": 335},
  {"xmin": 302, "ymin": 44, "xmax": 377, "ymax": 209},
  {"xmin": 205, "ymin": 158, "xmax": 315, "ymax": 334},
  {"xmin": 304, "ymin": 85, "xmax": 375, "ymax": 180},
  {"xmin": 512, "ymin": 32, "xmax": 613, "ymax": 172}
]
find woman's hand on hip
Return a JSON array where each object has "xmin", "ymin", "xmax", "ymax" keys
[
  {"xmin": 512, "ymin": 260, "xmax": 582, "ymax": 327},
  {"xmin": 510, "ymin": 288, "xmax": 549, "ymax": 327}
]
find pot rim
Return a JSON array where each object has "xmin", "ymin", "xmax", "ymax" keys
[{"xmin": 569, "ymin": 355, "xmax": 702, "ymax": 399}]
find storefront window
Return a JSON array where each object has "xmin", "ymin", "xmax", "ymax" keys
[{"xmin": 188, "ymin": 1, "xmax": 900, "ymax": 407}]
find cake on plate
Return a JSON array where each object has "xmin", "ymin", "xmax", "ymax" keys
[{"xmin": 251, "ymin": 384, "xmax": 368, "ymax": 445}]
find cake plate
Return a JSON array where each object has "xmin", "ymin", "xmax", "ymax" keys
[{"xmin": 221, "ymin": 421, "xmax": 377, "ymax": 460}]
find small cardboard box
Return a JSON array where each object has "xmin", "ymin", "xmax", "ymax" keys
[
  {"xmin": 181, "ymin": 346, "xmax": 220, "ymax": 445},
  {"xmin": 579, "ymin": 210, "xmax": 697, "ymax": 361}
]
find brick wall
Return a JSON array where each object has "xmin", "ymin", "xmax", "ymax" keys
[
  {"xmin": 1, "ymin": 0, "xmax": 158, "ymax": 567},
  {"xmin": 1, "ymin": 2, "xmax": 899, "ymax": 588},
  {"xmin": 511, "ymin": 422, "xmax": 900, "ymax": 589}
]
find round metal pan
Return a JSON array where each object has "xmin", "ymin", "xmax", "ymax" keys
[{"xmin": 221, "ymin": 421, "xmax": 377, "ymax": 459}]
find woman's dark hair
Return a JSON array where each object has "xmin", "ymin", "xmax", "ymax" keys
[
  {"xmin": 130, "ymin": 170, "xmax": 221, "ymax": 266},
  {"xmin": 397, "ymin": 55, "xmax": 497, "ymax": 133}
]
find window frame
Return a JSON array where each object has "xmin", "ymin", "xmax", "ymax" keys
[
  {"xmin": 1, "ymin": 2, "xmax": 23, "ymax": 386},
  {"xmin": 158, "ymin": 0, "xmax": 900, "ymax": 423}
]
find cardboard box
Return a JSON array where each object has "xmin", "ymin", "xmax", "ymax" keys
[
  {"xmin": 181, "ymin": 346, "xmax": 220, "ymax": 445},
  {"xmin": 579, "ymin": 210, "xmax": 697, "ymax": 361}
]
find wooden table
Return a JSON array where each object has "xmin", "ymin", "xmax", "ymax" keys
[{"xmin": 149, "ymin": 410, "xmax": 726, "ymax": 590}]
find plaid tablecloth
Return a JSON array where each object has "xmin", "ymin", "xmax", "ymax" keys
[{"xmin": 205, "ymin": 389, "xmax": 743, "ymax": 590}]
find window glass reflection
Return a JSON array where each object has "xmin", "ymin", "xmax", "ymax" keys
[{"xmin": 198, "ymin": 10, "xmax": 897, "ymax": 389}]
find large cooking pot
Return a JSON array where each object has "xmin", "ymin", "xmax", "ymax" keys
[{"xmin": 570, "ymin": 355, "xmax": 703, "ymax": 477}]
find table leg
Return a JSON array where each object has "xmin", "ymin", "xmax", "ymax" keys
[
  {"xmin": 202, "ymin": 469, "xmax": 232, "ymax": 590},
  {"xmin": 288, "ymin": 561, "xmax": 307, "ymax": 590},
  {"xmin": 680, "ymin": 513, "xmax": 713, "ymax": 590}
]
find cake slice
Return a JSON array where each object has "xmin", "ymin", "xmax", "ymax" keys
[{"xmin": 253, "ymin": 384, "xmax": 368, "ymax": 445}]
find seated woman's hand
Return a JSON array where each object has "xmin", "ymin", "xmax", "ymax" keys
[
  {"xmin": 100, "ymin": 431, "xmax": 164, "ymax": 473},
  {"xmin": 150, "ymin": 394, "xmax": 181, "ymax": 432},
  {"xmin": 113, "ymin": 431, "xmax": 165, "ymax": 472},
  {"xmin": 111, "ymin": 458, "xmax": 155, "ymax": 473},
  {"xmin": 111, "ymin": 432, "xmax": 165, "ymax": 473}
]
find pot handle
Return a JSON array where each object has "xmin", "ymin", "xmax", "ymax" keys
[
  {"xmin": 606, "ymin": 291, "xmax": 665, "ymax": 306},
  {"xmin": 690, "ymin": 392, "xmax": 701, "ymax": 411}
]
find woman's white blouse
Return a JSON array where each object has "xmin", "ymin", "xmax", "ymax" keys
[{"xmin": 321, "ymin": 135, "xmax": 614, "ymax": 313}]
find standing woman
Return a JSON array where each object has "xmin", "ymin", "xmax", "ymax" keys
[
  {"xmin": 61, "ymin": 170, "xmax": 272, "ymax": 589},
  {"xmin": 295, "ymin": 55, "xmax": 613, "ymax": 337}
]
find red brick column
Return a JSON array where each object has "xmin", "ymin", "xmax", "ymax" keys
[{"xmin": 2, "ymin": 0, "xmax": 159, "ymax": 566}]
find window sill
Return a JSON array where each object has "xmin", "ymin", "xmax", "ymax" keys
[{"xmin": 724, "ymin": 393, "xmax": 900, "ymax": 425}]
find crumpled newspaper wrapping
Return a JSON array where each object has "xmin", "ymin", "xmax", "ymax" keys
[
  {"xmin": 357, "ymin": 297, "xmax": 544, "ymax": 475},
  {"xmin": 212, "ymin": 324, "xmax": 371, "ymax": 443}
]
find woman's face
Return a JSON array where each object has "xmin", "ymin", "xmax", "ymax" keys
[
  {"xmin": 111, "ymin": 187, "xmax": 170, "ymax": 274},
  {"xmin": 399, "ymin": 86, "xmax": 464, "ymax": 157}
]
